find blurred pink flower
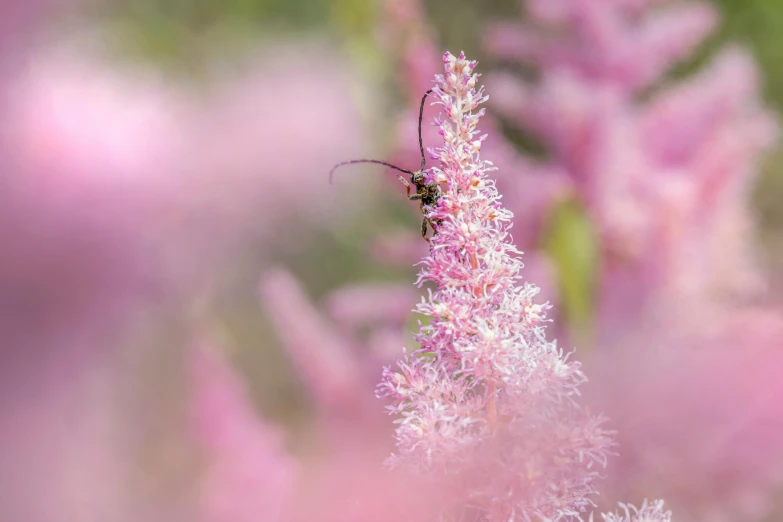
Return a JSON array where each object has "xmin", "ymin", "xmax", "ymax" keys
[
  {"xmin": 378, "ymin": 51, "xmax": 615, "ymax": 521},
  {"xmin": 368, "ymin": 229, "xmax": 430, "ymax": 267},
  {"xmin": 288, "ymin": 445, "xmax": 452, "ymax": 522},
  {"xmin": 0, "ymin": 0, "xmax": 70, "ymax": 70},
  {"xmin": 0, "ymin": 36, "xmax": 370, "ymax": 350},
  {"xmin": 485, "ymin": 0, "xmax": 717, "ymax": 92},
  {"xmin": 482, "ymin": 1, "xmax": 783, "ymax": 518},
  {"xmin": 326, "ymin": 283, "xmax": 418, "ymax": 335},
  {"xmin": 259, "ymin": 269, "xmax": 414, "ymax": 450},
  {"xmin": 3, "ymin": 37, "xmax": 369, "ymax": 285},
  {"xmin": 184, "ymin": 45, "xmax": 369, "ymax": 246},
  {"xmin": 0, "ymin": 33, "xmax": 180, "ymax": 522},
  {"xmin": 587, "ymin": 309, "xmax": 783, "ymax": 521},
  {"xmin": 483, "ymin": 0, "xmax": 777, "ymax": 333},
  {"xmin": 0, "ymin": 43, "xmax": 174, "ymax": 401},
  {"xmin": 188, "ymin": 333, "xmax": 297, "ymax": 522},
  {"xmin": 381, "ymin": 0, "xmax": 441, "ymax": 105},
  {"xmin": 188, "ymin": 325, "xmax": 449, "ymax": 522},
  {"xmin": 0, "ymin": 33, "xmax": 369, "ymax": 522},
  {"xmin": 0, "ymin": 357, "xmax": 133, "ymax": 522},
  {"xmin": 260, "ymin": 269, "xmax": 371, "ymax": 416}
]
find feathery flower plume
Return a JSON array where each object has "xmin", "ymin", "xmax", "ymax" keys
[
  {"xmin": 597, "ymin": 500, "xmax": 671, "ymax": 522},
  {"xmin": 377, "ymin": 51, "xmax": 615, "ymax": 521}
]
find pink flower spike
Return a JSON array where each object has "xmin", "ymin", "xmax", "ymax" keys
[
  {"xmin": 378, "ymin": 51, "xmax": 615, "ymax": 521},
  {"xmin": 596, "ymin": 499, "xmax": 672, "ymax": 522},
  {"xmin": 485, "ymin": 1, "xmax": 717, "ymax": 92},
  {"xmin": 618, "ymin": 2, "xmax": 717, "ymax": 89},
  {"xmin": 259, "ymin": 269, "xmax": 365, "ymax": 412},
  {"xmin": 188, "ymin": 332, "xmax": 297, "ymax": 522}
]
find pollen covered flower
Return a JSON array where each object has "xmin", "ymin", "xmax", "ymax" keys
[{"xmin": 377, "ymin": 51, "xmax": 615, "ymax": 521}]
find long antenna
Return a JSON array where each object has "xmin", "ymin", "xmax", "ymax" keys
[
  {"xmin": 329, "ymin": 159, "xmax": 414, "ymax": 185},
  {"xmin": 418, "ymin": 89, "xmax": 433, "ymax": 172},
  {"xmin": 329, "ymin": 88, "xmax": 433, "ymax": 184}
]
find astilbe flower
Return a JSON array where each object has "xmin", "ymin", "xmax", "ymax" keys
[{"xmin": 377, "ymin": 51, "xmax": 615, "ymax": 521}]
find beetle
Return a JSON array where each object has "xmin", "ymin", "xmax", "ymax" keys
[{"xmin": 329, "ymin": 89, "xmax": 442, "ymax": 241}]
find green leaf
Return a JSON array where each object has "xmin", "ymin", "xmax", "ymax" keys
[{"xmin": 542, "ymin": 198, "xmax": 600, "ymax": 345}]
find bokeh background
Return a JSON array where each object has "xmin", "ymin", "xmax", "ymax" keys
[{"xmin": 3, "ymin": 0, "xmax": 783, "ymax": 521}]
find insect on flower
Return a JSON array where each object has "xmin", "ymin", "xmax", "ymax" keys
[{"xmin": 329, "ymin": 89, "xmax": 442, "ymax": 241}]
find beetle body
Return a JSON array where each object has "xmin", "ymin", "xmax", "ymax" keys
[{"xmin": 330, "ymin": 89, "xmax": 442, "ymax": 241}]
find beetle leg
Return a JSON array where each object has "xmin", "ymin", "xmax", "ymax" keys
[
  {"xmin": 420, "ymin": 201, "xmax": 432, "ymax": 242},
  {"xmin": 409, "ymin": 193, "xmax": 423, "ymax": 201},
  {"xmin": 396, "ymin": 174, "xmax": 412, "ymax": 197},
  {"xmin": 428, "ymin": 218, "xmax": 438, "ymax": 237}
]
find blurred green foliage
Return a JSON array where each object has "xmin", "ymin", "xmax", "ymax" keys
[
  {"xmin": 96, "ymin": 0, "xmax": 783, "ymax": 107},
  {"xmin": 542, "ymin": 198, "xmax": 598, "ymax": 345},
  {"xmin": 97, "ymin": 0, "xmax": 783, "ymax": 125},
  {"xmin": 96, "ymin": 0, "xmax": 376, "ymax": 72},
  {"xmin": 716, "ymin": 0, "xmax": 783, "ymax": 107}
]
